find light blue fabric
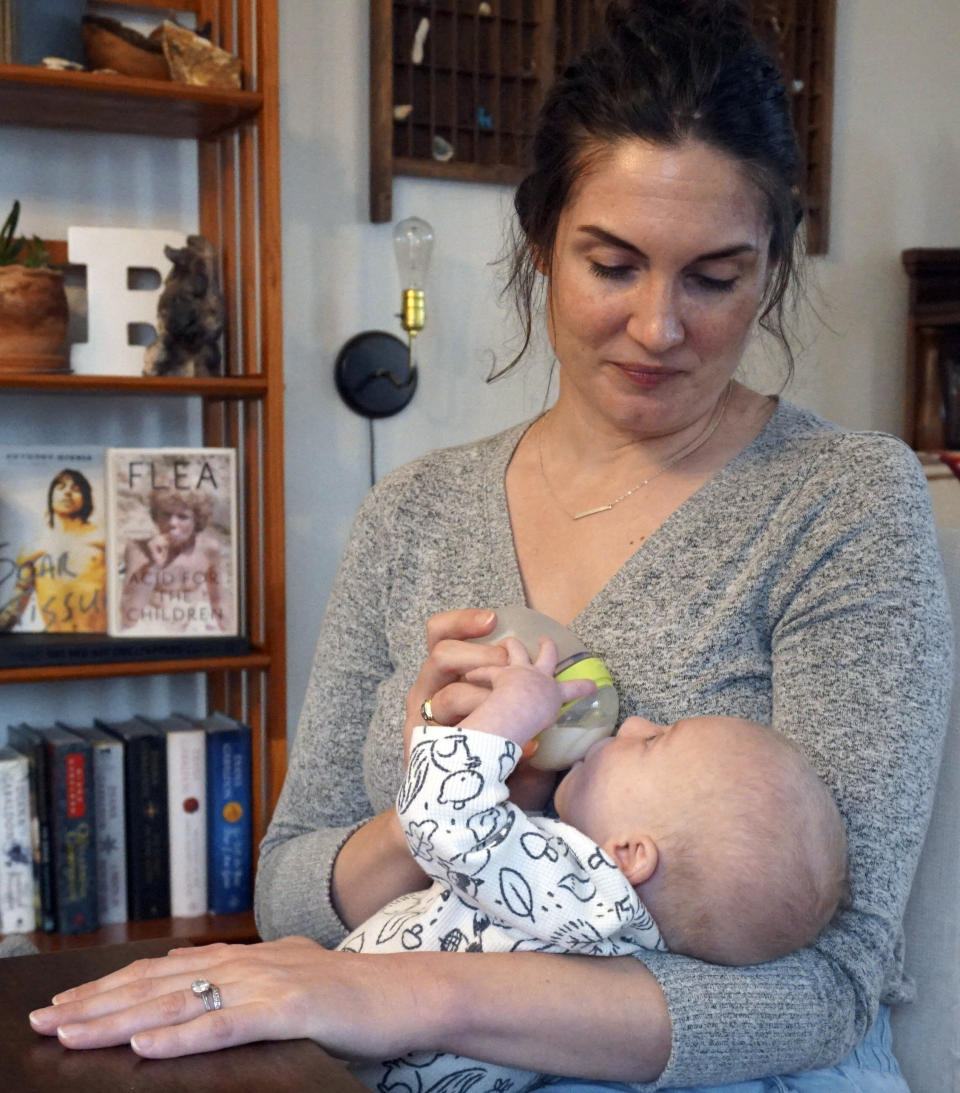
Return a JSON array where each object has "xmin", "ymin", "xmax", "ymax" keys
[{"xmin": 531, "ymin": 1008, "xmax": 909, "ymax": 1092}]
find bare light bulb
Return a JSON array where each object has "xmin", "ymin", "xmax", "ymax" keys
[{"xmin": 393, "ymin": 216, "xmax": 434, "ymax": 337}]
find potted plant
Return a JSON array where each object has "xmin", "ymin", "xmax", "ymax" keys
[{"xmin": 0, "ymin": 200, "xmax": 69, "ymax": 372}]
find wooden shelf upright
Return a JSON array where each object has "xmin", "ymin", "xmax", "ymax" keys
[{"xmin": 0, "ymin": 0, "xmax": 285, "ymax": 949}]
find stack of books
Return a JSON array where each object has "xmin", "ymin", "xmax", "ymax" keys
[{"xmin": 0, "ymin": 710, "xmax": 253, "ymax": 935}]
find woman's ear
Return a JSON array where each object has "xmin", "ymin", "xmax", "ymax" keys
[
  {"xmin": 605, "ymin": 834, "xmax": 659, "ymax": 887},
  {"xmin": 529, "ymin": 241, "xmax": 549, "ymax": 277}
]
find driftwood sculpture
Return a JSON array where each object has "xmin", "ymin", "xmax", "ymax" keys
[{"xmin": 143, "ymin": 234, "xmax": 224, "ymax": 377}]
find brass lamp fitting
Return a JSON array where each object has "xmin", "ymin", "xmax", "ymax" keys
[{"xmin": 400, "ymin": 288, "xmax": 426, "ymax": 336}]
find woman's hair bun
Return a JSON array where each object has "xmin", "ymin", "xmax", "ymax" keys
[{"xmin": 604, "ymin": 0, "xmax": 753, "ymax": 53}]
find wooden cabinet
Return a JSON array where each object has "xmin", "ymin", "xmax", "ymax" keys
[
  {"xmin": 369, "ymin": 0, "xmax": 835, "ymax": 254},
  {"xmin": 903, "ymin": 249, "xmax": 960, "ymax": 452},
  {"xmin": 1, "ymin": 0, "xmax": 285, "ymax": 949}
]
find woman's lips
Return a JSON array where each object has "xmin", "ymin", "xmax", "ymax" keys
[{"xmin": 611, "ymin": 362, "xmax": 678, "ymax": 387}]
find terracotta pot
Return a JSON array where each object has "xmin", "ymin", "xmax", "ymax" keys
[{"xmin": 0, "ymin": 265, "xmax": 70, "ymax": 372}]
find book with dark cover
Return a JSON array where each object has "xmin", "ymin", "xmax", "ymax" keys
[
  {"xmin": 95, "ymin": 715, "xmax": 169, "ymax": 920},
  {"xmin": 104, "ymin": 448, "xmax": 238, "ymax": 638},
  {"xmin": 199, "ymin": 711, "xmax": 252, "ymax": 914},
  {"xmin": 0, "ymin": 744, "xmax": 34, "ymax": 933},
  {"xmin": 6, "ymin": 722, "xmax": 55, "ymax": 931},
  {"xmin": 24, "ymin": 724, "xmax": 97, "ymax": 934},
  {"xmin": 66, "ymin": 723, "xmax": 127, "ymax": 925}
]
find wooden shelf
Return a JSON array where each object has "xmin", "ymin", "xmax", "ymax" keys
[
  {"xmin": 0, "ymin": 372, "xmax": 269, "ymax": 397},
  {"xmin": 0, "ymin": 651, "xmax": 269, "ymax": 686},
  {"xmin": 0, "ymin": 64, "xmax": 262, "ymax": 140},
  {"xmin": 28, "ymin": 911, "xmax": 260, "ymax": 952}
]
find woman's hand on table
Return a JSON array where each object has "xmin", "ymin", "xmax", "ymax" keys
[{"xmin": 29, "ymin": 937, "xmax": 418, "ymax": 1060}]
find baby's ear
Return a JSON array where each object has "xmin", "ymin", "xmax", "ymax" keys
[{"xmin": 604, "ymin": 834, "xmax": 659, "ymax": 887}]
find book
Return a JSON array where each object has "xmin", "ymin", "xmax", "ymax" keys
[
  {"xmin": 104, "ymin": 448, "xmax": 238, "ymax": 638},
  {"xmin": 66, "ymin": 724, "xmax": 127, "ymax": 925},
  {"xmin": 200, "ymin": 711, "xmax": 252, "ymax": 914},
  {"xmin": 0, "ymin": 744, "xmax": 35, "ymax": 933},
  {"xmin": 5, "ymin": 723, "xmax": 55, "ymax": 931},
  {"xmin": 149, "ymin": 713, "xmax": 207, "ymax": 918},
  {"xmin": 96, "ymin": 715, "xmax": 169, "ymax": 920},
  {"xmin": 28, "ymin": 724, "xmax": 98, "ymax": 934},
  {"xmin": 0, "ymin": 445, "xmax": 107, "ymax": 633}
]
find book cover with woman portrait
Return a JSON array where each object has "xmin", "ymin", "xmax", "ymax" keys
[
  {"xmin": 0, "ymin": 446, "xmax": 107, "ymax": 633},
  {"xmin": 105, "ymin": 448, "xmax": 238, "ymax": 638}
]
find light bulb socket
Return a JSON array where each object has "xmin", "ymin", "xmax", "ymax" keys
[{"xmin": 400, "ymin": 288, "xmax": 426, "ymax": 336}]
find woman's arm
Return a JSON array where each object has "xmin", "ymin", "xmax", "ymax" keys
[{"xmin": 29, "ymin": 938, "xmax": 672, "ymax": 1079}]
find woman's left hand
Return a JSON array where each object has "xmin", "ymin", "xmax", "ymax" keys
[{"xmin": 28, "ymin": 937, "xmax": 418, "ymax": 1060}]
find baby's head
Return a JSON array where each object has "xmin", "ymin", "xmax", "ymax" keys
[{"xmin": 553, "ymin": 714, "xmax": 847, "ymax": 966}]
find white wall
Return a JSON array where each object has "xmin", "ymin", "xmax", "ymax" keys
[{"xmin": 1, "ymin": 1, "xmax": 958, "ymax": 736}]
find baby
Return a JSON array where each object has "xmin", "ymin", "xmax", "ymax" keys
[{"xmin": 340, "ymin": 636, "xmax": 848, "ymax": 1090}]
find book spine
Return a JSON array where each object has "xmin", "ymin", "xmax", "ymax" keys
[
  {"xmin": 91, "ymin": 740, "xmax": 127, "ymax": 925},
  {"xmin": 48, "ymin": 741, "xmax": 98, "ymax": 934},
  {"xmin": 0, "ymin": 753, "xmax": 35, "ymax": 933},
  {"xmin": 11, "ymin": 734, "xmax": 55, "ymax": 931},
  {"xmin": 124, "ymin": 734, "xmax": 169, "ymax": 920},
  {"xmin": 166, "ymin": 730, "xmax": 207, "ymax": 917},
  {"xmin": 207, "ymin": 729, "xmax": 252, "ymax": 914}
]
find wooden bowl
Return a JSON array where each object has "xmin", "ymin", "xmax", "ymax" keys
[{"xmin": 81, "ymin": 15, "xmax": 170, "ymax": 81}]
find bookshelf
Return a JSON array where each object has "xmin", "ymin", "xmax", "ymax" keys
[{"xmin": 1, "ymin": 0, "xmax": 285, "ymax": 949}]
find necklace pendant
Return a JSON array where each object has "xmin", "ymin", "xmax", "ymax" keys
[{"xmin": 573, "ymin": 504, "xmax": 614, "ymax": 520}]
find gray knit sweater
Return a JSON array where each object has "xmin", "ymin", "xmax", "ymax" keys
[{"xmin": 256, "ymin": 400, "xmax": 953, "ymax": 1089}]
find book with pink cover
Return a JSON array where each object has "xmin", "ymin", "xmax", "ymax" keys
[{"xmin": 105, "ymin": 447, "xmax": 238, "ymax": 638}]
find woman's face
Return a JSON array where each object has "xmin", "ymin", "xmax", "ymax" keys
[
  {"xmin": 544, "ymin": 137, "xmax": 772, "ymax": 437},
  {"xmin": 51, "ymin": 476, "xmax": 85, "ymax": 518}
]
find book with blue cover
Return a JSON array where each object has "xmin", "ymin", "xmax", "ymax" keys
[
  {"xmin": 199, "ymin": 711, "xmax": 252, "ymax": 914},
  {"xmin": 26, "ymin": 723, "xmax": 98, "ymax": 934}
]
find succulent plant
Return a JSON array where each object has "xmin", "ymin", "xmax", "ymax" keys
[{"xmin": 0, "ymin": 200, "xmax": 52, "ymax": 268}]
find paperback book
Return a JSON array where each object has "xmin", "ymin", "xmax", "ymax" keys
[
  {"xmin": 0, "ymin": 745, "xmax": 34, "ymax": 933},
  {"xmin": 6, "ymin": 723, "xmax": 54, "ymax": 930},
  {"xmin": 0, "ymin": 446, "xmax": 107, "ymax": 634},
  {"xmin": 152, "ymin": 713, "xmax": 207, "ymax": 918},
  {"xmin": 33, "ymin": 724, "xmax": 98, "ymax": 934},
  {"xmin": 67, "ymin": 723, "xmax": 128, "ymax": 925},
  {"xmin": 201, "ymin": 711, "xmax": 252, "ymax": 914},
  {"xmin": 105, "ymin": 447, "xmax": 238, "ymax": 638},
  {"xmin": 96, "ymin": 715, "xmax": 169, "ymax": 920}
]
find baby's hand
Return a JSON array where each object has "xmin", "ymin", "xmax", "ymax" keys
[{"xmin": 459, "ymin": 637, "xmax": 595, "ymax": 747}]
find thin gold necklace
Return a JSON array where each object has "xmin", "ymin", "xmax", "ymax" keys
[{"xmin": 538, "ymin": 382, "xmax": 733, "ymax": 521}]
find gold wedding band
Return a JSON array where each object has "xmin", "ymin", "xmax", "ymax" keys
[{"xmin": 419, "ymin": 697, "xmax": 440, "ymax": 724}]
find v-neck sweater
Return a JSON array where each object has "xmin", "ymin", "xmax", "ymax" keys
[{"xmin": 256, "ymin": 399, "xmax": 952, "ymax": 1089}]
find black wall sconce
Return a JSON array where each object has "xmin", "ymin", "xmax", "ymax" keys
[{"xmin": 335, "ymin": 216, "xmax": 434, "ymax": 418}]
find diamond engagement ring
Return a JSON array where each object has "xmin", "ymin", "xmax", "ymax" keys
[{"xmin": 191, "ymin": 978, "xmax": 223, "ymax": 1012}]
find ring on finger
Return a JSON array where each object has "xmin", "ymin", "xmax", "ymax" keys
[
  {"xmin": 419, "ymin": 697, "xmax": 440, "ymax": 725},
  {"xmin": 191, "ymin": 978, "xmax": 223, "ymax": 1012}
]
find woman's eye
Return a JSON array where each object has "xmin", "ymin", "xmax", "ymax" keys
[
  {"xmin": 691, "ymin": 273, "xmax": 738, "ymax": 293},
  {"xmin": 589, "ymin": 260, "xmax": 632, "ymax": 281}
]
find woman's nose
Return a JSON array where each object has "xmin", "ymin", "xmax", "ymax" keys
[{"xmin": 625, "ymin": 281, "xmax": 684, "ymax": 352}]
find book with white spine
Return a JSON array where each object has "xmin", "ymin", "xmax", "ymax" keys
[{"xmin": 0, "ymin": 745, "xmax": 35, "ymax": 933}]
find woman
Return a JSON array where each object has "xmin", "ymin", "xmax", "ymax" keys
[
  {"xmin": 30, "ymin": 1, "xmax": 951, "ymax": 1088},
  {"xmin": 0, "ymin": 468, "xmax": 106, "ymax": 633}
]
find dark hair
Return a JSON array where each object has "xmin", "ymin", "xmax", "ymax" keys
[
  {"xmin": 148, "ymin": 489, "xmax": 213, "ymax": 532},
  {"xmin": 47, "ymin": 469, "xmax": 94, "ymax": 527},
  {"xmin": 501, "ymin": 0, "xmax": 803, "ymax": 378}
]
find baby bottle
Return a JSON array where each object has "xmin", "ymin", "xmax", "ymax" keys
[{"xmin": 474, "ymin": 604, "xmax": 619, "ymax": 771}]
